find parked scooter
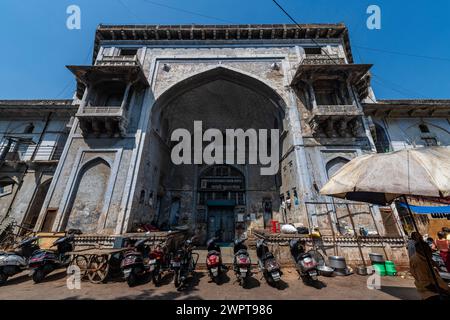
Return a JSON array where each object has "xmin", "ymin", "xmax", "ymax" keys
[
  {"xmin": 289, "ymin": 238, "xmax": 318, "ymax": 283},
  {"xmin": 149, "ymin": 241, "xmax": 171, "ymax": 286},
  {"xmin": 256, "ymin": 239, "xmax": 282, "ymax": 286},
  {"xmin": 233, "ymin": 237, "xmax": 251, "ymax": 287},
  {"xmin": 0, "ymin": 236, "xmax": 40, "ymax": 285},
  {"xmin": 121, "ymin": 238, "xmax": 152, "ymax": 287},
  {"xmin": 206, "ymin": 237, "xmax": 224, "ymax": 283},
  {"xmin": 170, "ymin": 237, "xmax": 198, "ymax": 289},
  {"xmin": 432, "ymin": 252, "xmax": 448, "ymax": 273},
  {"xmin": 28, "ymin": 234, "xmax": 75, "ymax": 283}
]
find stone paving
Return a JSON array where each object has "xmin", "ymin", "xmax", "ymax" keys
[{"xmin": 0, "ymin": 267, "xmax": 422, "ymax": 300}]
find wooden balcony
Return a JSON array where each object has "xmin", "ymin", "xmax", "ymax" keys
[
  {"xmin": 308, "ymin": 104, "xmax": 365, "ymax": 138},
  {"xmin": 76, "ymin": 106, "xmax": 128, "ymax": 137}
]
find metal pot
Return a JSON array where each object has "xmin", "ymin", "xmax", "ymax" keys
[
  {"xmin": 328, "ymin": 256, "xmax": 347, "ymax": 269},
  {"xmin": 356, "ymin": 265, "xmax": 368, "ymax": 276},
  {"xmin": 369, "ymin": 253, "xmax": 385, "ymax": 264},
  {"xmin": 317, "ymin": 265, "xmax": 334, "ymax": 277}
]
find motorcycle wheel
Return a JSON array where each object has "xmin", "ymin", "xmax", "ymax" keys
[
  {"xmin": 32, "ymin": 268, "xmax": 46, "ymax": 284},
  {"xmin": 0, "ymin": 272, "xmax": 7, "ymax": 286},
  {"xmin": 127, "ymin": 272, "xmax": 137, "ymax": 287},
  {"xmin": 152, "ymin": 270, "xmax": 162, "ymax": 287},
  {"xmin": 174, "ymin": 270, "xmax": 181, "ymax": 288},
  {"xmin": 213, "ymin": 268, "xmax": 221, "ymax": 284},
  {"xmin": 242, "ymin": 276, "xmax": 248, "ymax": 288}
]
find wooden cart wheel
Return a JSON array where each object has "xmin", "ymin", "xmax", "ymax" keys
[
  {"xmin": 88, "ymin": 254, "xmax": 109, "ymax": 284},
  {"xmin": 74, "ymin": 255, "xmax": 89, "ymax": 279}
]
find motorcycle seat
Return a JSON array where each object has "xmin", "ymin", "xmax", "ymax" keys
[
  {"xmin": 207, "ymin": 250, "xmax": 220, "ymax": 257},
  {"xmin": 235, "ymin": 249, "xmax": 248, "ymax": 256},
  {"xmin": 262, "ymin": 252, "xmax": 275, "ymax": 261}
]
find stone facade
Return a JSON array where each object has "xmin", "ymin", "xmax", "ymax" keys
[
  {"xmin": 1, "ymin": 24, "xmax": 448, "ymax": 266},
  {"xmin": 0, "ymin": 100, "xmax": 76, "ymax": 231}
]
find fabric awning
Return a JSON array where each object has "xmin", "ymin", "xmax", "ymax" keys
[{"xmin": 398, "ymin": 202, "xmax": 450, "ymax": 215}]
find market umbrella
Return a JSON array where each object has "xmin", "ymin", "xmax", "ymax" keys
[
  {"xmin": 320, "ymin": 146, "xmax": 450, "ymax": 298},
  {"xmin": 320, "ymin": 146, "xmax": 450, "ymax": 206}
]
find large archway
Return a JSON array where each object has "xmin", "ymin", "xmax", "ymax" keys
[{"xmin": 146, "ymin": 67, "xmax": 286, "ymax": 243}]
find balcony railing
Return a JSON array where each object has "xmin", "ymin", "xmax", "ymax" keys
[
  {"xmin": 313, "ymin": 104, "xmax": 363, "ymax": 116},
  {"xmin": 79, "ymin": 106, "xmax": 123, "ymax": 116},
  {"xmin": 0, "ymin": 141, "xmax": 62, "ymax": 162},
  {"xmin": 302, "ymin": 54, "xmax": 346, "ymax": 65},
  {"xmin": 95, "ymin": 55, "xmax": 141, "ymax": 67}
]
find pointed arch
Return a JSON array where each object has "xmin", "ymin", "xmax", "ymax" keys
[
  {"xmin": 326, "ymin": 157, "xmax": 350, "ymax": 179},
  {"xmin": 152, "ymin": 66, "xmax": 287, "ymax": 117},
  {"xmin": 61, "ymin": 157, "xmax": 112, "ymax": 233}
]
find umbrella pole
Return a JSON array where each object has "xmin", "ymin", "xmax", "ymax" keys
[{"xmin": 402, "ymin": 196, "xmax": 443, "ymax": 300}]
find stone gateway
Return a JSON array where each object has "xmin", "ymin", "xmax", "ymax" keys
[{"xmin": 1, "ymin": 24, "xmax": 449, "ymax": 267}]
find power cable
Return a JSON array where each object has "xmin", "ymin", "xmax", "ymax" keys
[
  {"xmin": 271, "ymin": 0, "xmax": 430, "ymax": 101},
  {"xmin": 55, "ymin": 43, "xmax": 94, "ymax": 99},
  {"xmin": 117, "ymin": 0, "xmax": 146, "ymax": 24},
  {"xmin": 354, "ymin": 45, "xmax": 450, "ymax": 62},
  {"xmin": 141, "ymin": 0, "xmax": 235, "ymax": 24},
  {"xmin": 271, "ymin": 0, "xmax": 378, "ymax": 103}
]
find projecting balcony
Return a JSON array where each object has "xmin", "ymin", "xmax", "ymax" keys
[
  {"xmin": 76, "ymin": 106, "xmax": 128, "ymax": 137},
  {"xmin": 308, "ymin": 105, "xmax": 365, "ymax": 138}
]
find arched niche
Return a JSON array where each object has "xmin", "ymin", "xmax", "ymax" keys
[
  {"xmin": 62, "ymin": 157, "xmax": 112, "ymax": 234},
  {"xmin": 326, "ymin": 157, "xmax": 350, "ymax": 179}
]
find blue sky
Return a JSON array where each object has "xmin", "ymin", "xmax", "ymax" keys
[{"xmin": 1, "ymin": 0, "xmax": 449, "ymax": 100}]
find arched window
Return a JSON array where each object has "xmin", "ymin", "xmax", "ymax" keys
[
  {"xmin": 419, "ymin": 124, "xmax": 430, "ymax": 133},
  {"xmin": 24, "ymin": 123, "xmax": 34, "ymax": 134},
  {"xmin": 326, "ymin": 157, "xmax": 349, "ymax": 179},
  {"xmin": 0, "ymin": 177, "xmax": 14, "ymax": 197},
  {"xmin": 374, "ymin": 123, "xmax": 391, "ymax": 153}
]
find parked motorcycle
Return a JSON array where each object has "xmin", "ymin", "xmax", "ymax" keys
[
  {"xmin": 121, "ymin": 238, "xmax": 152, "ymax": 287},
  {"xmin": 289, "ymin": 238, "xmax": 318, "ymax": 283},
  {"xmin": 256, "ymin": 239, "xmax": 282, "ymax": 286},
  {"xmin": 28, "ymin": 234, "xmax": 75, "ymax": 283},
  {"xmin": 233, "ymin": 237, "xmax": 251, "ymax": 287},
  {"xmin": 432, "ymin": 252, "xmax": 449, "ymax": 273},
  {"xmin": 149, "ymin": 241, "xmax": 171, "ymax": 286},
  {"xmin": 0, "ymin": 236, "xmax": 40, "ymax": 285},
  {"xmin": 206, "ymin": 237, "xmax": 224, "ymax": 283},
  {"xmin": 170, "ymin": 237, "xmax": 198, "ymax": 289}
]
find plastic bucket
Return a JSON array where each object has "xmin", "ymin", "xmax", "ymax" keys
[{"xmin": 385, "ymin": 261, "xmax": 397, "ymax": 276}]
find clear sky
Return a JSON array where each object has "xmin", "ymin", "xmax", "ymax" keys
[{"xmin": 1, "ymin": 0, "xmax": 449, "ymax": 100}]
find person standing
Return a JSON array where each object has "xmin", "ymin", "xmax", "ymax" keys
[
  {"xmin": 435, "ymin": 231, "xmax": 450, "ymax": 272},
  {"xmin": 407, "ymin": 232, "xmax": 421, "ymax": 258},
  {"xmin": 409, "ymin": 240, "xmax": 450, "ymax": 300}
]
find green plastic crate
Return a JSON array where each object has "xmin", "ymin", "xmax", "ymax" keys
[
  {"xmin": 385, "ymin": 261, "xmax": 397, "ymax": 276},
  {"xmin": 372, "ymin": 263, "xmax": 387, "ymax": 276}
]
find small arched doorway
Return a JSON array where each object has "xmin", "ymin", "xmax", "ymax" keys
[{"xmin": 198, "ymin": 165, "xmax": 245, "ymax": 243}]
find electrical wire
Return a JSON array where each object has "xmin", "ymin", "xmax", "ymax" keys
[
  {"xmin": 55, "ymin": 43, "xmax": 94, "ymax": 99},
  {"xmin": 270, "ymin": 0, "xmax": 429, "ymax": 101},
  {"xmin": 141, "ymin": 0, "xmax": 235, "ymax": 24},
  {"xmin": 354, "ymin": 45, "xmax": 450, "ymax": 62}
]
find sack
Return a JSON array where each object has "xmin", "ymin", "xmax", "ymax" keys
[
  {"xmin": 297, "ymin": 227, "xmax": 309, "ymax": 234},
  {"xmin": 281, "ymin": 224, "xmax": 297, "ymax": 234}
]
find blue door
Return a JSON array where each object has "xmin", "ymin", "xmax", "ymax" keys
[{"xmin": 207, "ymin": 207, "xmax": 235, "ymax": 243}]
